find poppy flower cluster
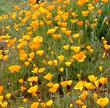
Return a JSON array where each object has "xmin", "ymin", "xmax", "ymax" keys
[{"xmin": 0, "ymin": 0, "xmax": 110, "ymax": 107}]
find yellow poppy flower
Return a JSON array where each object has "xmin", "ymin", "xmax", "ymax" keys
[{"xmin": 97, "ymin": 97, "xmax": 109, "ymax": 107}]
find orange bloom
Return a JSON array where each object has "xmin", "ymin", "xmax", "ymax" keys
[
  {"xmin": 57, "ymin": 0, "xmax": 63, "ymax": 3},
  {"xmin": 8, "ymin": 65, "xmax": 21, "ymax": 73},
  {"xmin": 44, "ymin": 73, "xmax": 53, "ymax": 81},
  {"xmin": 76, "ymin": 99, "xmax": 84, "ymax": 105},
  {"xmin": 73, "ymin": 52, "xmax": 86, "ymax": 62},
  {"xmin": 29, "ymin": 0, "xmax": 36, "ymax": 4},
  {"xmin": 65, "ymin": 30, "xmax": 71, "ymax": 37},
  {"xmin": 47, "ymin": 5, "xmax": 55, "ymax": 11},
  {"xmin": 99, "ymin": 77, "xmax": 108, "ymax": 85},
  {"xmin": 80, "ymin": 91, "xmax": 88, "ymax": 100},
  {"xmin": 97, "ymin": 10, "xmax": 102, "ymax": 15},
  {"xmin": 30, "ymin": 36, "xmax": 43, "ymax": 50},
  {"xmin": 77, "ymin": 21, "xmax": 83, "ymax": 26},
  {"xmin": 77, "ymin": 0, "xmax": 89, "ymax": 6},
  {"xmin": 82, "ymin": 11, "xmax": 89, "ymax": 17},
  {"xmin": 49, "ymin": 83, "xmax": 59, "ymax": 93},
  {"xmin": 21, "ymin": 86, "xmax": 27, "ymax": 92},
  {"xmin": 30, "ymin": 43, "xmax": 42, "ymax": 50},
  {"xmin": 31, "ymin": 21, "xmax": 39, "ymax": 31},
  {"xmin": 102, "ymin": 0, "xmax": 108, "ymax": 3},
  {"xmin": 0, "ymin": 86, "xmax": 3, "ymax": 94},
  {"xmin": 31, "ymin": 102, "xmax": 39, "ymax": 108},
  {"xmin": 94, "ymin": 0, "xmax": 99, "ymax": 2},
  {"xmin": 7, "ymin": 38, "xmax": 16, "ymax": 47}
]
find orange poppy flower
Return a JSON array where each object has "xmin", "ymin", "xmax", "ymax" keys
[
  {"xmin": 73, "ymin": 52, "xmax": 86, "ymax": 62},
  {"xmin": 102, "ymin": 0, "xmax": 108, "ymax": 3},
  {"xmin": 29, "ymin": 0, "xmax": 36, "ymax": 4},
  {"xmin": 77, "ymin": 21, "xmax": 83, "ymax": 26},
  {"xmin": 0, "ymin": 86, "xmax": 3, "ymax": 94},
  {"xmin": 8, "ymin": 65, "xmax": 21, "ymax": 73}
]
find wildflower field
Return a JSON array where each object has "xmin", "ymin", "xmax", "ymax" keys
[{"xmin": 0, "ymin": 0, "xmax": 110, "ymax": 107}]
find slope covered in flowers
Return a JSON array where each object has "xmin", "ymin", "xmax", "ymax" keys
[{"xmin": 0, "ymin": 0, "xmax": 110, "ymax": 108}]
